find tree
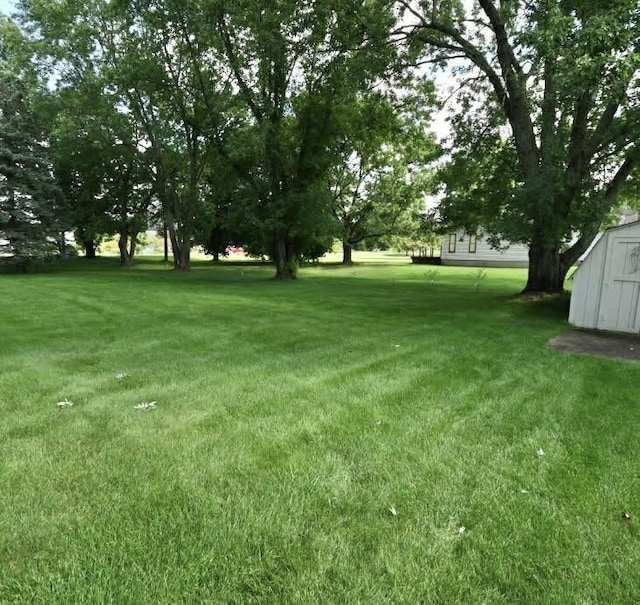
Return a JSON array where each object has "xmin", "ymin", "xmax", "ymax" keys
[
  {"xmin": 398, "ymin": 0, "xmax": 640, "ymax": 293},
  {"xmin": 85, "ymin": 0, "xmax": 219, "ymax": 270},
  {"xmin": 0, "ymin": 18, "xmax": 62, "ymax": 269},
  {"xmin": 210, "ymin": 0, "xmax": 398, "ymax": 278},
  {"xmin": 330, "ymin": 94, "xmax": 438, "ymax": 264},
  {"xmin": 386, "ymin": 212, "xmax": 441, "ymax": 256},
  {"xmin": 103, "ymin": 139, "xmax": 153, "ymax": 266},
  {"xmin": 51, "ymin": 80, "xmax": 151, "ymax": 264},
  {"xmin": 19, "ymin": 0, "xmax": 402, "ymax": 278},
  {"xmin": 18, "ymin": 0, "xmax": 224, "ymax": 270}
]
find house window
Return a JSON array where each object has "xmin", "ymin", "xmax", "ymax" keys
[
  {"xmin": 448, "ymin": 233, "xmax": 457, "ymax": 253},
  {"xmin": 469, "ymin": 234, "xmax": 477, "ymax": 253}
]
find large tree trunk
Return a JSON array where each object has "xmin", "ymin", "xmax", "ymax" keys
[
  {"xmin": 170, "ymin": 138, "xmax": 198, "ymax": 272},
  {"xmin": 169, "ymin": 227, "xmax": 191, "ymax": 270},
  {"xmin": 523, "ymin": 238, "xmax": 569, "ymax": 294},
  {"xmin": 162, "ymin": 223, "xmax": 169, "ymax": 263},
  {"xmin": 342, "ymin": 241, "xmax": 353, "ymax": 265},
  {"xmin": 274, "ymin": 237, "xmax": 298, "ymax": 280},
  {"xmin": 128, "ymin": 232, "xmax": 137, "ymax": 264},
  {"xmin": 118, "ymin": 230, "xmax": 133, "ymax": 266},
  {"xmin": 208, "ymin": 229, "xmax": 224, "ymax": 262},
  {"xmin": 174, "ymin": 247, "xmax": 190, "ymax": 270},
  {"xmin": 83, "ymin": 239, "xmax": 97, "ymax": 259}
]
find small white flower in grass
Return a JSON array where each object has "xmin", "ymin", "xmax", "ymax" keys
[
  {"xmin": 389, "ymin": 506, "xmax": 397, "ymax": 517},
  {"xmin": 520, "ymin": 489, "xmax": 530, "ymax": 494},
  {"xmin": 535, "ymin": 448, "xmax": 545, "ymax": 457},
  {"xmin": 116, "ymin": 373, "xmax": 129, "ymax": 380},
  {"xmin": 133, "ymin": 401, "xmax": 156, "ymax": 411},
  {"xmin": 458, "ymin": 526, "xmax": 466, "ymax": 534},
  {"xmin": 57, "ymin": 399, "xmax": 74, "ymax": 407},
  {"xmin": 394, "ymin": 344, "xmax": 401, "ymax": 348}
]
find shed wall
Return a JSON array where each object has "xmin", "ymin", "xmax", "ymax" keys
[
  {"xmin": 596, "ymin": 234, "xmax": 640, "ymax": 332},
  {"xmin": 569, "ymin": 221, "xmax": 640, "ymax": 333},
  {"xmin": 569, "ymin": 232, "xmax": 608, "ymax": 329}
]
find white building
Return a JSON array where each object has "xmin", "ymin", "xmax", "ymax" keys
[
  {"xmin": 569, "ymin": 220, "xmax": 640, "ymax": 334},
  {"xmin": 440, "ymin": 231, "xmax": 529, "ymax": 267}
]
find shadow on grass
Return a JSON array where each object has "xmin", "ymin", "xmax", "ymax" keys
[
  {"xmin": 508, "ymin": 292, "xmax": 571, "ymax": 321},
  {"xmin": 3, "ymin": 256, "xmax": 272, "ymax": 276},
  {"xmin": 315, "ymin": 261, "xmax": 411, "ymax": 269},
  {"xmin": 2, "ymin": 256, "xmax": 571, "ymax": 329}
]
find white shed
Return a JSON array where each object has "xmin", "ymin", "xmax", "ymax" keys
[
  {"xmin": 440, "ymin": 231, "xmax": 529, "ymax": 267},
  {"xmin": 569, "ymin": 220, "xmax": 640, "ymax": 334}
]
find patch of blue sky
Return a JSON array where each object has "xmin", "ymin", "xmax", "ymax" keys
[{"xmin": 0, "ymin": 0, "xmax": 16, "ymax": 16}]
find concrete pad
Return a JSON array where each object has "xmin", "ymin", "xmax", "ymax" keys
[{"xmin": 548, "ymin": 328, "xmax": 640, "ymax": 362}]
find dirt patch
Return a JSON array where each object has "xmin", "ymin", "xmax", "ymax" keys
[{"xmin": 548, "ymin": 328, "xmax": 640, "ymax": 362}]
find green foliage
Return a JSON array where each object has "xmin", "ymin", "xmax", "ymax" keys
[
  {"xmin": 388, "ymin": 212, "xmax": 441, "ymax": 254},
  {"xmin": 20, "ymin": 0, "xmax": 402, "ymax": 274},
  {"xmin": 407, "ymin": 0, "xmax": 640, "ymax": 291},
  {"xmin": 51, "ymin": 81, "xmax": 152, "ymax": 263},
  {"xmin": 0, "ymin": 17, "xmax": 63, "ymax": 268},
  {"xmin": 437, "ymin": 138, "xmax": 526, "ymax": 240},
  {"xmin": 331, "ymin": 93, "xmax": 440, "ymax": 261},
  {"xmin": 206, "ymin": 0, "xmax": 400, "ymax": 276}
]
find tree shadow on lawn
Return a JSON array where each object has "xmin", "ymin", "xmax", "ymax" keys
[
  {"xmin": 315, "ymin": 260, "xmax": 411, "ymax": 269},
  {"xmin": 8, "ymin": 257, "xmax": 571, "ymax": 329},
  {"xmin": 508, "ymin": 292, "xmax": 571, "ymax": 322}
]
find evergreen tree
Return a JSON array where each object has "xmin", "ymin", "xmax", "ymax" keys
[{"xmin": 0, "ymin": 20, "xmax": 61, "ymax": 268}]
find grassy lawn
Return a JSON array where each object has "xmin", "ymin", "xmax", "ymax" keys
[{"xmin": 1, "ymin": 259, "xmax": 639, "ymax": 603}]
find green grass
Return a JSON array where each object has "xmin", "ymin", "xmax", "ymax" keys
[{"xmin": 1, "ymin": 258, "xmax": 639, "ymax": 603}]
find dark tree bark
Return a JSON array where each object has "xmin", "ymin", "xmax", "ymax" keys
[
  {"xmin": 83, "ymin": 239, "xmax": 97, "ymax": 259},
  {"xmin": 523, "ymin": 237, "xmax": 567, "ymax": 294},
  {"xmin": 274, "ymin": 237, "xmax": 298, "ymax": 280},
  {"xmin": 163, "ymin": 224, "xmax": 169, "ymax": 263},
  {"xmin": 169, "ymin": 227, "xmax": 191, "ymax": 270},
  {"xmin": 342, "ymin": 241, "xmax": 353, "ymax": 265},
  {"xmin": 173, "ymin": 247, "xmax": 190, "ymax": 270},
  {"xmin": 128, "ymin": 231, "xmax": 137, "ymax": 264},
  {"xmin": 118, "ymin": 229, "xmax": 133, "ymax": 266}
]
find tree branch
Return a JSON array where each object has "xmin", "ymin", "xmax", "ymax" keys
[
  {"xmin": 216, "ymin": 8, "xmax": 263, "ymax": 122},
  {"xmin": 564, "ymin": 91, "xmax": 594, "ymax": 195},
  {"xmin": 477, "ymin": 0, "xmax": 539, "ymax": 176},
  {"xmin": 540, "ymin": 57, "xmax": 557, "ymax": 170},
  {"xmin": 477, "ymin": 0, "xmax": 525, "ymax": 80},
  {"xmin": 561, "ymin": 151, "xmax": 639, "ymax": 267},
  {"xmin": 604, "ymin": 152, "xmax": 639, "ymax": 205},
  {"xmin": 585, "ymin": 101, "xmax": 620, "ymax": 158}
]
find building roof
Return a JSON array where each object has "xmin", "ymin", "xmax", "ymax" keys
[
  {"xmin": 573, "ymin": 219, "xmax": 640, "ymax": 276},
  {"xmin": 602, "ymin": 218, "xmax": 640, "ymax": 232}
]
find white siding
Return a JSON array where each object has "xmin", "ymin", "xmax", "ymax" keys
[
  {"xmin": 440, "ymin": 231, "xmax": 529, "ymax": 267},
  {"xmin": 569, "ymin": 221, "xmax": 640, "ymax": 334}
]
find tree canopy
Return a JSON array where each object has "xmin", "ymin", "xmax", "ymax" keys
[
  {"xmin": 330, "ymin": 92, "xmax": 438, "ymax": 263},
  {"xmin": 398, "ymin": 0, "xmax": 640, "ymax": 292},
  {"xmin": 0, "ymin": 17, "xmax": 63, "ymax": 268},
  {"xmin": 2, "ymin": 0, "xmax": 637, "ymax": 292}
]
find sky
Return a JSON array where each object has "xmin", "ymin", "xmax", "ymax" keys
[
  {"xmin": 0, "ymin": 0, "xmax": 454, "ymax": 143},
  {"xmin": 0, "ymin": 0, "xmax": 14, "ymax": 16}
]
